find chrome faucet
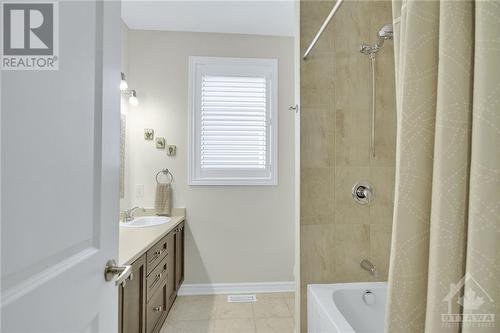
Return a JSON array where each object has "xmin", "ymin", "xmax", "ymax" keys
[
  {"xmin": 123, "ymin": 206, "xmax": 145, "ymax": 222},
  {"xmin": 360, "ymin": 259, "xmax": 377, "ymax": 276}
]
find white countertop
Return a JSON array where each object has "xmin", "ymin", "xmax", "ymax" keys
[{"xmin": 119, "ymin": 214, "xmax": 185, "ymax": 265}]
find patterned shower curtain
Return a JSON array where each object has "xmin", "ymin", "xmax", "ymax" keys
[{"xmin": 386, "ymin": 1, "xmax": 500, "ymax": 332}]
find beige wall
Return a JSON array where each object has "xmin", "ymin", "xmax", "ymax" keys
[
  {"xmin": 122, "ymin": 28, "xmax": 296, "ymax": 284},
  {"xmin": 300, "ymin": 0, "xmax": 396, "ymax": 331}
]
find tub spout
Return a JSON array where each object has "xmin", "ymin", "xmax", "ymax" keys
[{"xmin": 360, "ymin": 259, "xmax": 377, "ymax": 276}]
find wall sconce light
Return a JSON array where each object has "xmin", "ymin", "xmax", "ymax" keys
[
  {"xmin": 120, "ymin": 72, "xmax": 139, "ymax": 106},
  {"xmin": 120, "ymin": 72, "xmax": 128, "ymax": 91},
  {"xmin": 129, "ymin": 90, "xmax": 139, "ymax": 106}
]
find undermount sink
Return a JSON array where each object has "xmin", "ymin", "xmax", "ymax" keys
[{"xmin": 120, "ymin": 216, "xmax": 171, "ymax": 228}]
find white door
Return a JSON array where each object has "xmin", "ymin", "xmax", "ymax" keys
[{"xmin": 1, "ymin": 1, "xmax": 121, "ymax": 332}]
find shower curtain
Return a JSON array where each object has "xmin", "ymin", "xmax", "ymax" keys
[{"xmin": 386, "ymin": 1, "xmax": 500, "ymax": 332}]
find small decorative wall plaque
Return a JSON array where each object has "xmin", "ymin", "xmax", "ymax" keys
[
  {"xmin": 156, "ymin": 137, "xmax": 166, "ymax": 149},
  {"xmin": 144, "ymin": 129, "xmax": 154, "ymax": 140},
  {"xmin": 167, "ymin": 145, "xmax": 177, "ymax": 156}
]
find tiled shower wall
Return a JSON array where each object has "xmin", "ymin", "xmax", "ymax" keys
[{"xmin": 300, "ymin": 0, "xmax": 396, "ymax": 330}]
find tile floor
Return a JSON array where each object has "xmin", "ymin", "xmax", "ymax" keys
[{"xmin": 160, "ymin": 292, "xmax": 295, "ymax": 333}]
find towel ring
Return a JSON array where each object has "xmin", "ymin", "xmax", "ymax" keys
[{"xmin": 156, "ymin": 168, "xmax": 173, "ymax": 185}]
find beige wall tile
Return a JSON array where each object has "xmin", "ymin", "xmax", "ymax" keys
[
  {"xmin": 370, "ymin": 166, "xmax": 395, "ymax": 224},
  {"xmin": 300, "ymin": 286, "xmax": 307, "ymax": 333},
  {"xmin": 334, "ymin": 167, "xmax": 370, "ymax": 224},
  {"xmin": 335, "ymin": 107, "xmax": 371, "ymax": 166},
  {"xmin": 334, "ymin": 52, "xmax": 371, "ymax": 111},
  {"xmin": 300, "ymin": 53, "xmax": 334, "ymax": 109},
  {"xmin": 369, "ymin": 0, "xmax": 393, "ymax": 41},
  {"xmin": 332, "ymin": 1, "xmax": 371, "ymax": 53},
  {"xmin": 372, "ymin": 47, "xmax": 396, "ymax": 167},
  {"xmin": 370, "ymin": 223, "xmax": 393, "ymax": 280},
  {"xmin": 300, "ymin": 1, "xmax": 335, "ymax": 54},
  {"xmin": 334, "ymin": 224, "xmax": 371, "ymax": 281},
  {"xmin": 300, "ymin": 108, "xmax": 334, "ymax": 168},
  {"xmin": 300, "ymin": 168, "xmax": 334, "ymax": 225},
  {"xmin": 300, "ymin": 224, "xmax": 336, "ymax": 284},
  {"xmin": 300, "ymin": 0, "xmax": 395, "ymax": 327},
  {"xmin": 371, "ymin": 1, "xmax": 396, "ymax": 167},
  {"xmin": 333, "ymin": 52, "xmax": 371, "ymax": 167}
]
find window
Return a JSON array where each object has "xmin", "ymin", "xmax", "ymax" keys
[{"xmin": 188, "ymin": 57, "xmax": 278, "ymax": 185}]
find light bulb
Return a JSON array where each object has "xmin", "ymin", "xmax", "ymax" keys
[
  {"xmin": 129, "ymin": 96, "xmax": 138, "ymax": 106},
  {"xmin": 129, "ymin": 90, "xmax": 139, "ymax": 106},
  {"xmin": 120, "ymin": 72, "xmax": 128, "ymax": 91},
  {"xmin": 120, "ymin": 80, "xmax": 128, "ymax": 91}
]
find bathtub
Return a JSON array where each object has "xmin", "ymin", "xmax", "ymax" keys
[{"xmin": 307, "ymin": 282, "xmax": 387, "ymax": 333}]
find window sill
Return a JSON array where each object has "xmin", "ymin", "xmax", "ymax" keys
[{"xmin": 188, "ymin": 178, "xmax": 278, "ymax": 186}]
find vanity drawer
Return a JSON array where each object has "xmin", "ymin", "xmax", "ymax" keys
[
  {"xmin": 146, "ymin": 283, "xmax": 167, "ymax": 333},
  {"xmin": 146, "ymin": 235, "xmax": 168, "ymax": 275},
  {"xmin": 146, "ymin": 255, "xmax": 168, "ymax": 301}
]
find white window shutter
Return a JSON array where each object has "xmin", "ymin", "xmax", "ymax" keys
[
  {"xmin": 189, "ymin": 57, "xmax": 278, "ymax": 185},
  {"xmin": 201, "ymin": 75, "xmax": 267, "ymax": 169}
]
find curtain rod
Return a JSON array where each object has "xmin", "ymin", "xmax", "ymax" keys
[{"xmin": 303, "ymin": 0, "xmax": 345, "ymax": 60}]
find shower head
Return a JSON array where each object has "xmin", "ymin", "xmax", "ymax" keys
[
  {"xmin": 360, "ymin": 23, "xmax": 394, "ymax": 57},
  {"xmin": 378, "ymin": 24, "xmax": 393, "ymax": 40},
  {"xmin": 374, "ymin": 24, "xmax": 393, "ymax": 49}
]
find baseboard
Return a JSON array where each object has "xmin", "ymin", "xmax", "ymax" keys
[{"xmin": 177, "ymin": 281, "xmax": 295, "ymax": 296}]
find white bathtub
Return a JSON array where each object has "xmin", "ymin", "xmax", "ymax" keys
[{"xmin": 307, "ymin": 282, "xmax": 387, "ymax": 333}]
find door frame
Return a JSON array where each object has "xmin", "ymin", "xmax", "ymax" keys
[{"xmin": 293, "ymin": 1, "xmax": 301, "ymax": 332}]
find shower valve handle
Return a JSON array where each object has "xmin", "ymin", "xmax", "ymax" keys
[{"xmin": 352, "ymin": 181, "xmax": 374, "ymax": 205}]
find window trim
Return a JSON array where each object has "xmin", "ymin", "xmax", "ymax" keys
[{"xmin": 188, "ymin": 56, "xmax": 278, "ymax": 186}]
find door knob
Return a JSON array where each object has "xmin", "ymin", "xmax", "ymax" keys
[{"xmin": 104, "ymin": 260, "xmax": 132, "ymax": 286}]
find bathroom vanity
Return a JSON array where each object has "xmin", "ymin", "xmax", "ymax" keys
[{"xmin": 118, "ymin": 214, "xmax": 185, "ymax": 333}]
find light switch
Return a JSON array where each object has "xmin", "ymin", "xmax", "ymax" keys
[{"xmin": 135, "ymin": 184, "xmax": 144, "ymax": 198}]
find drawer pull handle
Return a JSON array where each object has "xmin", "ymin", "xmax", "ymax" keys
[
  {"xmin": 149, "ymin": 266, "xmax": 168, "ymax": 290},
  {"xmin": 149, "ymin": 249, "xmax": 165, "ymax": 264},
  {"xmin": 154, "ymin": 249, "xmax": 164, "ymax": 255},
  {"xmin": 153, "ymin": 306, "xmax": 162, "ymax": 312}
]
